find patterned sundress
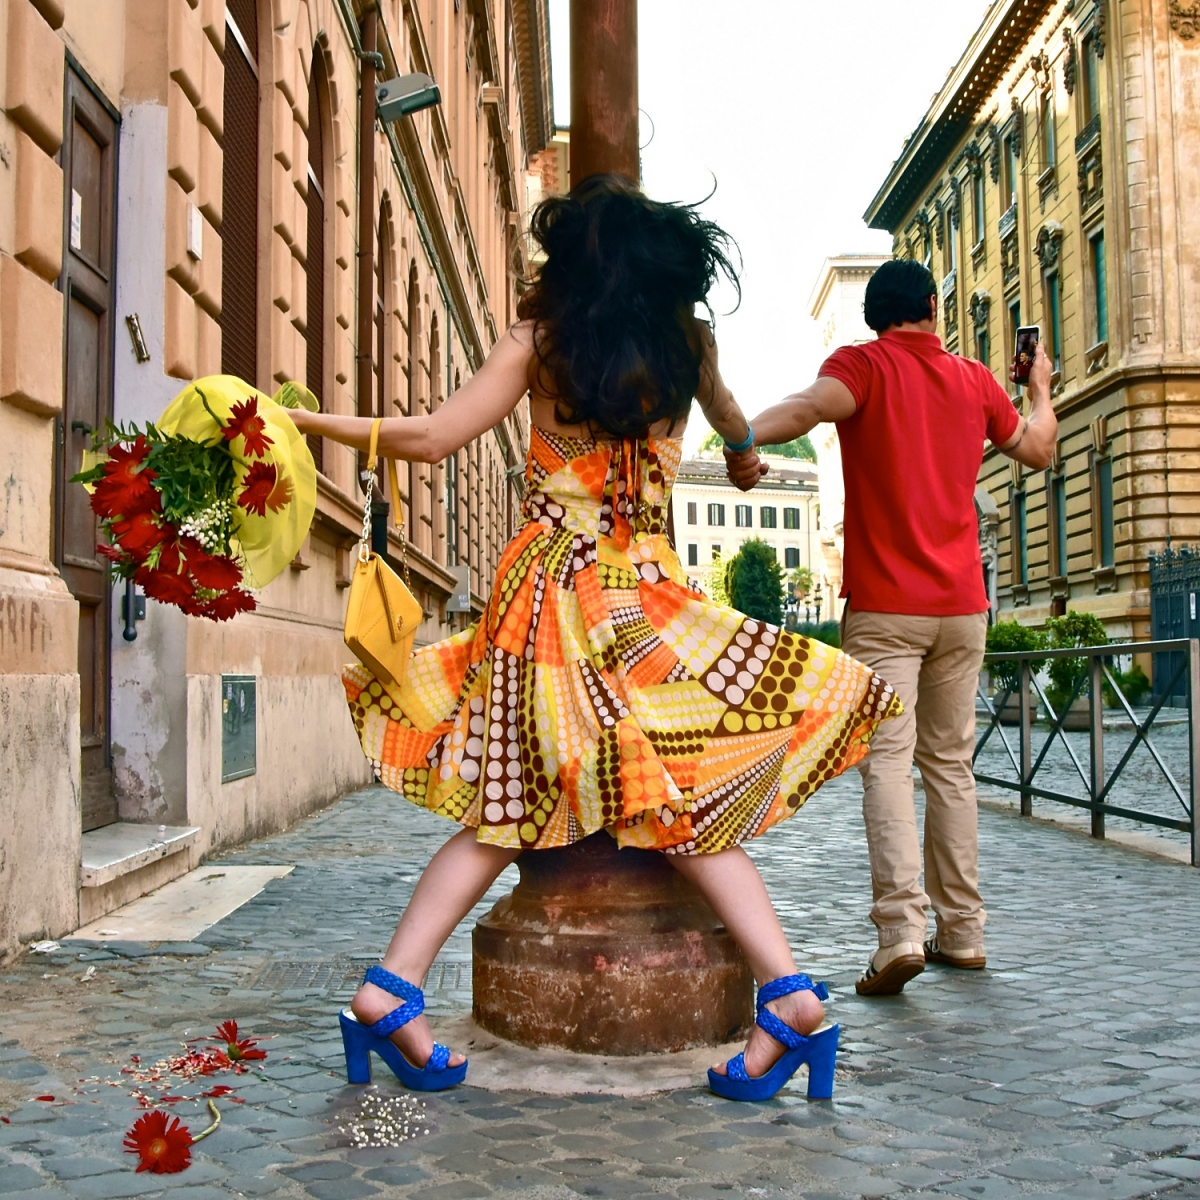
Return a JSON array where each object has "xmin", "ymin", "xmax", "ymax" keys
[{"xmin": 343, "ymin": 427, "xmax": 901, "ymax": 855}]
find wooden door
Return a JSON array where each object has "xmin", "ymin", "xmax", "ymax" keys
[{"xmin": 56, "ymin": 69, "xmax": 119, "ymax": 831}]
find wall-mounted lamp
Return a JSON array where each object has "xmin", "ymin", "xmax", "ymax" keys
[{"xmin": 376, "ymin": 73, "xmax": 441, "ymax": 121}]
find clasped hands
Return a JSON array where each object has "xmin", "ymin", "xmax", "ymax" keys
[{"xmin": 723, "ymin": 445, "xmax": 769, "ymax": 492}]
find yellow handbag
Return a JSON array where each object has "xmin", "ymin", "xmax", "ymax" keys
[{"xmin": 343, "ymin": 418, "xmax": 423, "ymax": 695}]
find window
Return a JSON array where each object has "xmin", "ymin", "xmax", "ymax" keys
[
  {"xmin": 1006, "ymin": 298, "xmax": 1021, "ymax": 391},
  {"xmin": 707, "ymin": 503, "xmax": 725, "ymax": 527},
  {"xmin": 711, "ymin": 544, "xmax": 722, "ymax": 561},
  {"xmin": 735, "ymin": 504, "xmax": 752, "ymax": 528},
  {"xmin": 446, "ymin": 449, "xmax": 459, "ymax": 565},
  {"xmin": 1002, "ymin": 134, "xmax": 1018, "ymax": 209},
  {"xmin": 972, "ymin": 171, "xmax": 985, "ymax": 245},
  {"xmin": 1090, "ymin": 231, "xmax": 1108, "ymax": 345},
  {"xmin": 1012, "ymin": 485, "xmax": 1028, "ymax": 587},
  {"xmin": 1044, "ymin": 272, "xmax": 1063, "ymax": 373},
  {"xmin": 945, "ymin": 206, "xmax": 958, "ymax": 273},
  {"xmin": 1048, "ymin": 469, "xmax": 1068, "ymax": 578},
  {"xmin": 220, "ymin": 0, "xmax": 260, "ymax": 383},
  {"xmin": 1082, "ymin": 34, "xmax": 1102, "ymax": 124},
  {"xmin": 686, "ymin": 501, "xmax": 697, "ymax": 525},
  {"xmin": 760, "ymin": 506, "xmax": 777, "ymax": 529},
  {"xmin": 304, "ymin": 44, "xmax": 328, "ymax": 472},
  {"xmin": 1040, "ymin": 93, "xmax": 1056, "ymax": 171},
  {"xmin": 783, "ymin": 507, "xmax": 800, "ymax": 530},
  {"xmin": 687, "ymin": 543, "xmax": 698, "ymax": 567},
  {"xmin": 1092, "ymin": 453, "xmax": 1114, "ymax": 568},
  {"xmin": 975, "ymin": 327, "xmax": 990, "ymax": 368},
  {"xmin": 784, "ymin": 547, "xmax": 800, "ymax": 569}
]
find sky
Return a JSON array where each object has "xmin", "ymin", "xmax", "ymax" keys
[{"xmin": 546, "ymin": 0, "xmax": 994, "ymax": 452}]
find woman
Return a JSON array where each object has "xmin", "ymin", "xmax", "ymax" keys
[{"xmin": 288, "ymin": 175, "xmax": 899, "ymax": 1101}]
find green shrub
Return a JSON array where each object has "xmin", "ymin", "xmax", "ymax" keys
[
  {"xmin": 1102, "ymin": 662, "xmax": 1151, "ymax": 709},
  {"xmin": 1044, "ymin": 611, "xmax": 1108, "ymax": 713},
  {"xmin": 725, "ymin": 538, "xmax": 785, "ymax": 626},
  {"xmin": 985, "ymin": 619, "xmax": 1045, "ymax": 694}
]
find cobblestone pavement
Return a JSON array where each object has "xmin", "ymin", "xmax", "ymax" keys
[{"xmin": 3, "ymin": 777, "xmax": 1200, "ymax": 1200}]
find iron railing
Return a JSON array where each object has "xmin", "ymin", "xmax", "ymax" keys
[{"xmin": 974, "ymin": 639, "xmax": 1199, "ymax": 865}]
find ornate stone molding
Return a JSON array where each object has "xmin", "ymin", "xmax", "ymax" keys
[
  {"xmin": 1063, "ymin": 29, "xmax": 1078, "ymax": 95},
  {"xmin": 1036, "ymin": 221, "xmax": 1065, "ymax": 270},
  {"xmin": 1009, "ymin": 97, "xmax": 1025, "ymax": 160},
  {"xmin": 971, "ymin": 289, "xmax": 992, "ymax": 330},
  {"xmin": 1095, "ymin": 2, "xmax": 1107, "ymax": 57},
  {"xmin": 1170, "ymin": 1, "xmax": 1200, "ymax": 39}
]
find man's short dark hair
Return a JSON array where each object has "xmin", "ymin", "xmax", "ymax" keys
[{"xmin": 863, "ymin": 259, "xmax": 937, "ymax": 333}]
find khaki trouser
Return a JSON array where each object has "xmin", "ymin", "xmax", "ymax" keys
[{"xmin": 841, "ymin": 608, "xmax": 989, "ymax": 951}]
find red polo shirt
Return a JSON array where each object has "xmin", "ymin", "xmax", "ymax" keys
[{"xmin": 818, "ymin": 330, "xmax": 1019, "ymax": 616}]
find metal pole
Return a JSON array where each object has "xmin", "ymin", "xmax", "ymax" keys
[
  {"xmin": 1189, "ymin": 638, "xmax": 1200, "ymax": 866},
  {"xmin": 1089, "ymin": 653, "xmax": 1105, "ymax": 841},
  {"xmin": 1019, "ymin": 656, "xmax": 1032, "ymax": 817},
  {"xmin": 356, "ymin": 11, "xmax": 377, "ymax": 445},
  {"xmin": 569, "ymin": 0, "xmax": 639, "ymax": 184}
]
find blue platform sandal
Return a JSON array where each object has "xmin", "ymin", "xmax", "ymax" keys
[
  {"xmin": 339, "ymin": 965, "xmax": 468, "ymax": 1091},
  {"xmin": 708, "ymin": 974, "xmax": 839, "ymax": 1102}
]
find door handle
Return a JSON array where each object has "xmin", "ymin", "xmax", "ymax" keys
[{"xmin": 71, "ymin": 420, "xmax": 94, "ymax": 436}]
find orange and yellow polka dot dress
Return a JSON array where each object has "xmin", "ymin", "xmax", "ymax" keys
[{"xmin": 343, "ymin": 429, "xmax": 901, "ymax": 854}]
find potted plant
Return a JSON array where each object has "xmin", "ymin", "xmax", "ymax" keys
[
  {"xmin": 984, "ymin": 620, "xmax": 1045, "ymax": 725},
  {"xmin": 1044, "ymin": 611, "xmax": 1109, "ymax": 731}
]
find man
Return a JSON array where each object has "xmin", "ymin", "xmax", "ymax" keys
[{"xmin": 725, "ymin": 259, "xmax": 1056, "ymax": 995}]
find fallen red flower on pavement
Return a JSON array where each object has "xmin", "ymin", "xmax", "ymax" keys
[
  {"xmin": 211, "ymin": 1020, "xmax": 267, "ymax": 1063},
  {"xmin": 123, "ymin": 1110, "xmax": 193, "ymax": 1173},
  {"xmin": 35, "ymin": 1096, "xmax": 55, "ymax": 1102}
]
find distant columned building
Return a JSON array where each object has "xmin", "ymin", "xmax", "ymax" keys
[
  {"xmin": 806, "ymin": 255, "xmax": 889, "ymax": 622},
  {"xmin": 864, "ymin": 0, "xmax": 1200, "ymax": 639},
  {"xmin": 670, "ymin": 456, "xmax": 821, "ymax": 610}
]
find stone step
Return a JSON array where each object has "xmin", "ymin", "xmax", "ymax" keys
[{"xmin": 79, "ymin": 822, "xmax": 200, "ymax": 888}]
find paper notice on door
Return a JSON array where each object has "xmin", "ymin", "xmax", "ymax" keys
[{"xmin": 70, "ymin": 189, "xmax": 83, "ymax": 251}]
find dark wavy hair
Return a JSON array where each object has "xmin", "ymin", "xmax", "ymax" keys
[
  {"xmin": 516, "ymin": 174, "xmax": 740, "ymax": 438},
  {"xmin": 863, "ymin": 258, "xmax": 937, "ymax": 332}
]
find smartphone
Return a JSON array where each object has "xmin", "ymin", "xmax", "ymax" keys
[{"xmin": 1013, "ymin": 326, "xmax": 1040, "ymax": 385}]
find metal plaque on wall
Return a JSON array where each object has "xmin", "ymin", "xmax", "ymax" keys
[
  {"xmin": 221, "ymin": 675, "xmax": 257, "ymax": 782},
  {"xmin": 445, "ymin": 564, "xmax": 473, "ymax": 613}
]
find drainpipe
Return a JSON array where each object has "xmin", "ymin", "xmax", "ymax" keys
[{"xmin": 356, "ymin": 9, "xmax": 378, "ymax": 442}]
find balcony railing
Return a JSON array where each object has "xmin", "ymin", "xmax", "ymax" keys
[
  {"xmin": 1075, "ymin": 113, "xmax": 1101, "ymax": 155},
  {"xmin": 974, "ymin": 639, "xmax": 1200, "ymax": 865},
  {"xmin": 998, "ymin": 203, "xmax": 1018, "ymax": 238}
]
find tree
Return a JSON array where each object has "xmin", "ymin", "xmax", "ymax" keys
[
  {"xmin": 697, "ymin": 430, "xmax": 817, "ymax": 462},
  {"xmin": 789, "ymin": 565, "xmax": 814, "ymax": 603},
  {"xmin": 724, "ymin": 538, "xmax": 785, "ymax": 625}
]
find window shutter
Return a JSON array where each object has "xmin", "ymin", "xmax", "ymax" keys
[
  {"xmin": 220, "ymin": 1, "xmax": 259, "ymax": 384},
  {"xmin": 305, "ymin": 51, "xmax": 326, "ymax": 472}
]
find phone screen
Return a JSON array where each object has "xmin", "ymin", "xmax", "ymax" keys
[{"xmin": 1014, "ymin": 326, "xmax": 1040, "ymax": 383}]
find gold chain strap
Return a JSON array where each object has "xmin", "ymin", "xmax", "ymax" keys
[{"xmin": 360, "ymin": 418, "xmax": 412, "ymax": 588}]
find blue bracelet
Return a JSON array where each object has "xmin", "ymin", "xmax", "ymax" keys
[{"xmin": 724, "ymin": 425, "xmax": 754, "ymax": 454}]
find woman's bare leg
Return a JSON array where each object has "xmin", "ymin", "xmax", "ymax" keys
[
  {"xmin": 351, "ymin": 828, "xmax": 520, "ymax": 1067},
  {"xmin": 670, "ymin": 846, "xmax": 824, "ymax": 1076}
]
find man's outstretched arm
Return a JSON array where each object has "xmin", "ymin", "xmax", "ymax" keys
[
  {"xmin": 724, "ymin": 377, "xmax": 857, "ymax": 491},
  {"xmin": 998, "ymin": 342, "xmax": 1057, "ymax": 469}
]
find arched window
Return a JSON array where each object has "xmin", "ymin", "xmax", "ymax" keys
[
  {"xmin": 220, "ymin": 0, "xmax": 259, "ymax": 382},
  {"xmin": 405, "ymin": 262, "xmax": 421, "ymax": 540},
  {"xmin": 304, "ymin": 44, "xmax": 329, "ymax": 471},
  {"xmin": 376, "ymin": 205, "xmax": 393, "ymax": 421}
]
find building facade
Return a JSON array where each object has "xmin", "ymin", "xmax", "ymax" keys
[
  {"xmin": 670, "ymin": 455, "xmax": 821, "ymax": 607},
  {"xmin": 0, "ymin": 0, "xmax": 553, "ymax": 957},
  {"xmin": 805, "ymin": 254, "xmax": 889, "ymax": 622},
  {"xmin": 865, "ymin": 0, "xmax": 1200, "ymax": 641}
]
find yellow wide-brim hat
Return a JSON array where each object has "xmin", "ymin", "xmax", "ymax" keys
[{"xmin": 157, "ymin": 375, "xmax": 317, "ymax": 590}]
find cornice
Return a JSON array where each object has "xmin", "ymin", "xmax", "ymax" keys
[
  {"xmin": 864, "ymin": 0, "xmax": 1055, "ymax": 233},
  {"xmin": 511, "ymin": 0, "xmax": 555, "ymax": 154}
]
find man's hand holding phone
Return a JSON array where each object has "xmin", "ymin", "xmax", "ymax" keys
[{"xmin": 1009, "ymin": 340, "xmax": 1052, "ymax": 397}]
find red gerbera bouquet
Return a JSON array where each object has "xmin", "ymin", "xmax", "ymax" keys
[{"xmin": 73, "ymin": 379, "xmax": 315, "ymax": 622}]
